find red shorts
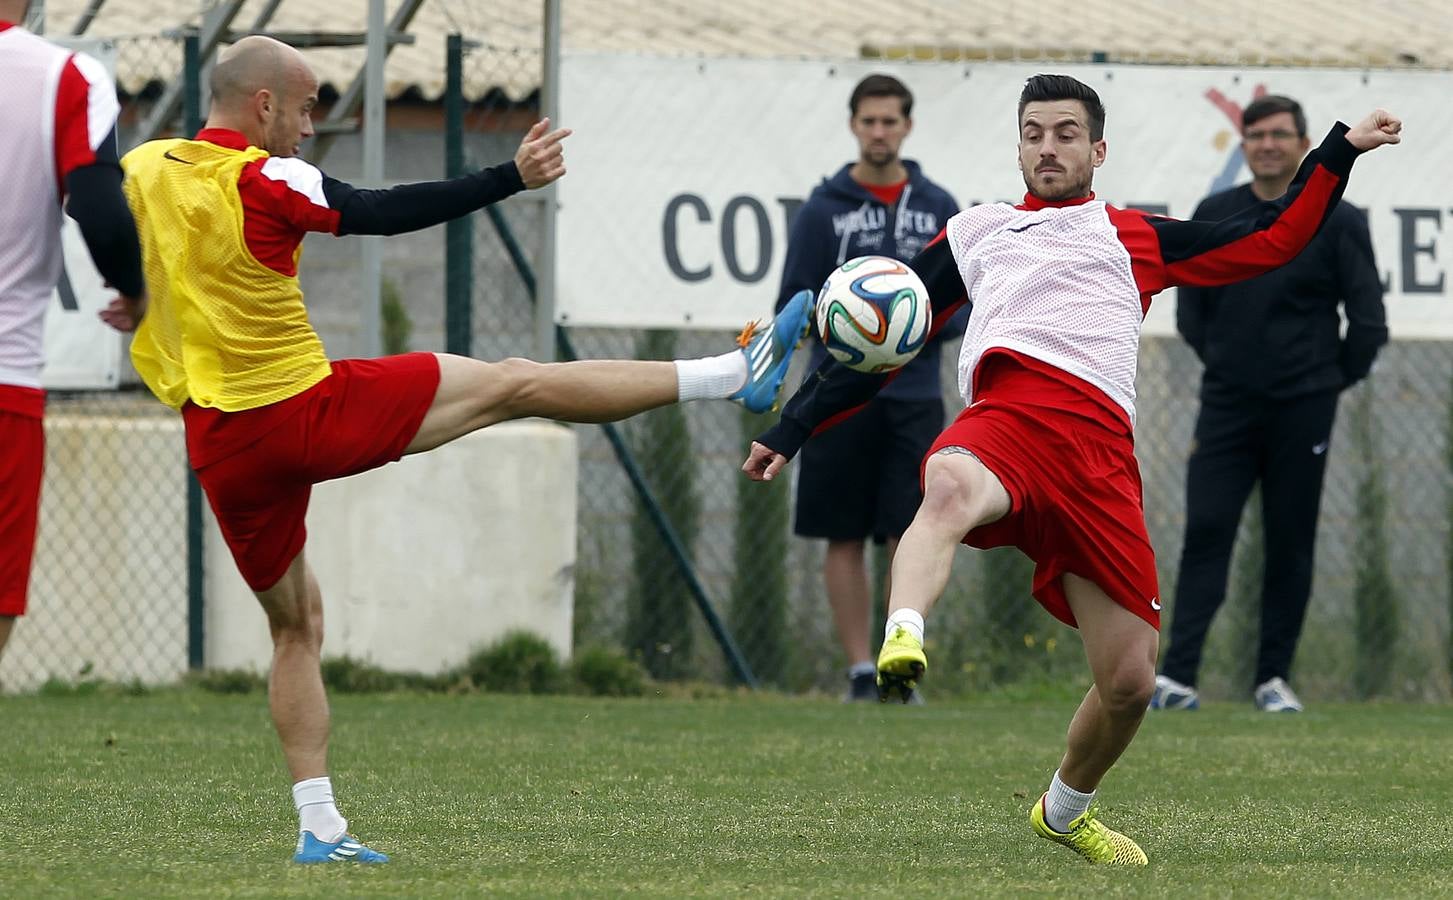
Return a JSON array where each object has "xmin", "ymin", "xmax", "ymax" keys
[
  {"xmin": 0, "ymin": 386, "xmax": 45, "ymax": 617},
  {"xmin": 927, "ymin": 355, "xmax": 1160, "ymax": 630},
  {"xmin": 185, "ymin": 353, "xmax": 441, "ymax": 591}
]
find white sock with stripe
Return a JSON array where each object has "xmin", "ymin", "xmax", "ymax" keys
[
  {"xmin": 1043, "ymin": 770, "xmax": 1095, "ymax": 833},
  {"xmin": 884, "ymin": 608, "xmax": 925, "ymax": 644},
  {"xmin": 293, "ymin": 776, "xmax": 348, "ymax": 843},
  {"xmin": 674, "ymin": 351, "xmax": 749, "ymax": 402}
]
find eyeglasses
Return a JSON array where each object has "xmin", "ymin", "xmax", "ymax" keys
[{"xmin": 1243, "ymin": 128, "xmax": 1300, "ymax": 143}]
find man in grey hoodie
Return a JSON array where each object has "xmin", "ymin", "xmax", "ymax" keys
[{"xmin": 775, "ymin": 74, "xmax": 963, "ymax": 700}]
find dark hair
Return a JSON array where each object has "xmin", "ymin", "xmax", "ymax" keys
[
  {"xmin": 1017, "ymin": 74, "xmax": 1106, "ymax": 141},
  {"xmin": 849, "ymin": 74, "xmax": 913, "ymax": 118},
  {"xmin": 1242, "ymin": 94, "xmax": 1307, "ymax": 137}
]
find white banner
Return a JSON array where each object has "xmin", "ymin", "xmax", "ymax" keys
[
  {"xmin": 40, "ymin": 37, "xmax": 123, "ymax": 389},
  {"xmin": 558, "ymin": 55, "xmax": 1451, "ymax": 337}
]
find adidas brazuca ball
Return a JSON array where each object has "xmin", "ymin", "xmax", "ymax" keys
[{"xmin": 814, "ymin": 255, "xmax": 932, "ymax": 373}]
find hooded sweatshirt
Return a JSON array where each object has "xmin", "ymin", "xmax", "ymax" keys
[{"xmin": 776, "ymin": 160, "xmax": 961, "ymax": 400}]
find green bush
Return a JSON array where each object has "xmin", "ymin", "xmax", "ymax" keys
[
  {"xmin": 465, "ymin": 631, "xmax": 565, "ymax": 694},
  {"xmin": 569, "ymin": 645, "xmax": 649, "ymax": 696},
  {"xmin": 191, "ymin": 668, "xmax": 266, "ymax": 695},
  {"xmin": 380, "ymin": 277, "xmax": 413, "ymax": 356},
  {"xmin": 320, "ymin": 656, "xmax": 445, "ymax": 693}
]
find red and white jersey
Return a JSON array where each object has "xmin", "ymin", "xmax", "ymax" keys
[
  {"xmin": 0, "ymin": 22, "xmax": 119, "ymax": 388},
  {"xmin": 946, "ymin": 126, "xmax": 1359, "ymax": 426},
  {"xmin": 948, "ymin": 197, "xmax": 1149, "ymax": 424}
]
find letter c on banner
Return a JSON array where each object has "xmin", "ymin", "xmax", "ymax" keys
[
  {"xmin": 663, "ymin": 194, "xmax": 712, "ymax": 283},
  {"xmin": 721, "ymin": 195, "xmax": 772, "ymax": 283}
]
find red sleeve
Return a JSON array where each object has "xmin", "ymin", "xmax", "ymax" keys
[
  {"xmin": 53, "ymin": 54, "xmax": 118, "ymax": 193},
  {"xmin": 236, "ymin": 156, "xmax": 343, "ymax": 276}
]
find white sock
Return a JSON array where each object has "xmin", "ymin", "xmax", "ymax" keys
[
  {"xmin": 884, "ymin": 608, "xmax": 925, "ymax": 644},
  {"xmin": 674, "ymin": 351, "xmax": 748, "ymax": 402},
  {"xmin": 293, "ymin": 776, "xmax": 348, "ymax": 843},
  {"xmin": 847, "ymin": 660, "xmax": 876, "ymax": 678},
  {"xmin": 1043, "ymin": 770, "xmax": 1095, "ymax": 833}
]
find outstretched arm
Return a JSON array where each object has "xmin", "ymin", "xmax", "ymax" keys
[
  {"xmin": 743, "ymin": 231, "xmax": 970, "ymax": 481},
  {"xmin": 1146, "ymin": 110, "xmax": 1401, "ymax": 291},
  {"xmin": 325, "ymin": 118, "xmax": 571, "ymax": 236}
]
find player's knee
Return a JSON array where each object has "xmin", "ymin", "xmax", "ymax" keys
[
  {"xmin": 260, "ymin": 599, "xmax": 321, "ymax": 648},
  {"xmin": 1100, "ymin": 660, "xmax": 1155, "ymax": 717},
  {"xmin": 919, "ymin": 453, "xmax": 991, "ymax": 531},
  {"xmin": 490, "ymin": 356, "xmax": 546, "ymax": 418}
]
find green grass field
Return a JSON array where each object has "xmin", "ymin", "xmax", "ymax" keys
[{"xmin": 1, "ymin": 689, "xmax": 1449, "ymax": 898}]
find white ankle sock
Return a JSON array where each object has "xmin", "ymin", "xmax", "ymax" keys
[
  {"xmin": 674, "ymin": 351, "xmax": 748, "ymax": 402},
  {"xmin": 293, "ymin": 776, "xmax": 347, "ymax": 843},
  {"xmin": 884, "ymin": 608, "xmax": 925, "ymax": 644},
  {"xmin": 1043, "ymin": 770, "xmax": 1095, "ymax": 833},
  {"xmin": 847, "ymin": 660, "xmax": 876, "ymax": 677}
]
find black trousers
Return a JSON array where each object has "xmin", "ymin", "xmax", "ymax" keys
[{"xmin": 1160, "ymin": 387, "xmax": 1340, "ymax": 688}]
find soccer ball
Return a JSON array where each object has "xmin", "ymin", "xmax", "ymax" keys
[{"xmin": 814, "ymin": 255, "xmax": 932, "ymax": 373}]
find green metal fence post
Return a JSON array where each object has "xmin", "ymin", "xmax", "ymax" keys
[
  {"xmin": 444, "ymin": 34, "xmax": 473, "ymax": 356},
  {"xmin": 183, "ymin": 31, "xmax": 206, "ymax": 670}
]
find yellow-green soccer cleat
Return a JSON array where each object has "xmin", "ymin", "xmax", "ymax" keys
[
  {"xmin": 1029, "ymin": 794, "xmax": 1148, "ymax": 866},
  {"xmin": 876, "ymin": 626, "xmax": 927, "ymax": 703}
]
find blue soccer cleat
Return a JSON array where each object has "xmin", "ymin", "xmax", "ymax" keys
[
  {"xmin": 292, "ymin": 831, "xmax": 390, "ymax": 864},
  {"xmin": 730, "ymin": 289, "xmax": 815, "ymax": 414}
]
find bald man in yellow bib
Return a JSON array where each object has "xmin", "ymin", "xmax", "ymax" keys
[{"xmin": 121, "ymin": 35, "xmax": 814, "ymax": 863}]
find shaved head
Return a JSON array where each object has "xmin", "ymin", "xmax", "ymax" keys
[
  {"xmin": 210, "ymin": 35, "xmax": 309, "ymax": 108},
  {"xmin": 204, "ymin": 36, "xmax": 319, "ymax": 157}
]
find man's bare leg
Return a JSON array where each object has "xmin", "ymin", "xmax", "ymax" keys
[
  {"xmin": 886, "ymin": 448, "xmax": 1011, "ymax": 619},
  {"xmin": 409, "ymin": 355, "xmax": 713, "ymax": 453},
  {"xmin": 1057, "ymin": 573, "xmax": 1158, "ymax": 793},
  {"xmin": 824, "ymin": 538, "xmax": 872, "ymax": 667},
  {"xmin": 256, "ymin": 552, "xmax": 329, "ymax": 783},
  {"xmin": 0, "ymin": 616, "xmax": 14, "ymax": 661},
  {"xmin": 875, "ymin": 448, "xmax": 1010, "ymax": 700},
  {"xmin": 1030, "ymin": 572, "xmax": 1158, "ymax": 846}
]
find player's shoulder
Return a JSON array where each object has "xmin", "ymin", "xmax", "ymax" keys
[
  {"xmin": 256, "ymin": 155, "xmax": 327, "ymax": 197},
  {"xmin": 64, "ymin": 49, "xmax": 114, "ymax": 89},
  {"xmin": 121, "ymin": 138, "xmax": 186, "ymax": 169}
]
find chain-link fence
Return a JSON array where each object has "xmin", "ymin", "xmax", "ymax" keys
[{"xmin": 10, "ymin": 1, "xmax": 1451, "ymax": 701}]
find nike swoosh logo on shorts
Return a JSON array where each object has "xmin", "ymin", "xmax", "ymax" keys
[{"xmin": 163, "ymin": 150, "xmax": 196, "ymax": 165}]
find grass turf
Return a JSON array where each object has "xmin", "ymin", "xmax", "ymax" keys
[{"xmin": 0, "ymin": 689, "xmax": 1449, "ymax": 897}]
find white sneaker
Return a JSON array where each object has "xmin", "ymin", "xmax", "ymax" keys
[{"xmin": 1253, "ymin": 677, "xmax": 1304, "ymax": 712}]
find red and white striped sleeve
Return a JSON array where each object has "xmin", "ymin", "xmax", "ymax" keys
[{"xmin": 53, "ymin": 51, "xmax": 120, "ymax": 194}]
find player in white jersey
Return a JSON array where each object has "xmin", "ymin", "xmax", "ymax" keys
[
  {"xmin": 0, "ymin": 0, "xmax": 146, "ymax": 664},
  {"xmin": 744, "ymin": 74, "xmax": 1401, "ymax": 864}
]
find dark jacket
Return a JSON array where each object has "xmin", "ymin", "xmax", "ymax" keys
[
  {"xmin": 1176, "ymin": 184, "xmax": 1387, "ymax": 400},
  {"xmin": 775, "ymin": 160, "xmax": 962, "ymax": 400}
]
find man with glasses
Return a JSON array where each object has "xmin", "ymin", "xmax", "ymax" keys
[{"xmin": 1153, "ymin": 94, "xmax": 1388, "ymax": 713}]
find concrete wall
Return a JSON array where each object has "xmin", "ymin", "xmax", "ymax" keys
[
  {"xmin": 206, "ymin": 421, "xmax": 578, "ymax": 675},
  {"xmin": 1, "ymin": 413, "xmax": 577, "ymax": 692}
]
